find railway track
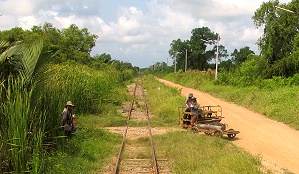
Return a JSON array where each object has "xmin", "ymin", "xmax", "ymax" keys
[{"xmin": 113, "ymin": 77, "xmax": 171, "ymax": 174}]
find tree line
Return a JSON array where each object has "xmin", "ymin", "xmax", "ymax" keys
[{"xmin": 0, "ymin": 22, "xmax": 138, "ymax": 80}]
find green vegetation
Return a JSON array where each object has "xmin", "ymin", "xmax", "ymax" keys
[
  {"xmin": 154, "ymin": 131, "xmax": 262, "ymax": 174},
  {"xmin": 142, "ymin": 74, "xmax": 184, "ymax": 127},
  {"xmin": 252, "ymin": 0, "xmax": 299, "ymax": 77},
  {"xmin": 0, "ymin": 39, "xmax": 46, "ymax": 173},
  {"xmin": 43, "ymin": 115, "xmax": 122, "ymax": 174}
]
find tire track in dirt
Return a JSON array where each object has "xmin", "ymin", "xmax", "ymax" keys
[{"xmin": 156, "ymin": 77, "xmax": 299, "ymax": 174}]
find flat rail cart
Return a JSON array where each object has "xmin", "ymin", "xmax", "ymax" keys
[
  {"xmin": 178, "ymin": 105, "xmax": 223, "ymax": 128},
  {"xmin": 178, "ymin": 105, "xmax": 240, "ymax": 139}
]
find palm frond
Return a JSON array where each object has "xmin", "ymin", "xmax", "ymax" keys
[
  {"xmin": 0, "ymin": 41, "xmax": 22, "ymax": 64},
  {"xmin": 21, "ymin": 39, "xmax": 44, "ymax": 81}
]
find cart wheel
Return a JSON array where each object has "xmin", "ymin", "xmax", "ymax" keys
[
  {"xmin": 191, "ymin": 127, "xmax": 199, "ymax": 133},
  {"xmin": 214, "ymin": 130, "xmax": 223, "ymax": 137},
  {"xmin": 204, "ymin": 132, "xmax": 212, "ymax": 136},
  {"xmin": 228, "ymin": 134, "xmax": 236, "ymax": 139}
]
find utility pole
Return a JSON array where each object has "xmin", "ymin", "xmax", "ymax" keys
[
  {"xmin": 215, "ymin": 34, "xmax": 219, "ymax": 80},
  {"xmin": 174, "ymin": 54, "xmax": 177, "ymax": 73},
  {"xmin": 185, "ymin": 49, "xmax": 187, "ymax": 72}
]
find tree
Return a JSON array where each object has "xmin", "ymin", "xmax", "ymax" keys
[
  {"xmin": 59, "ymin": 24, "xmax": 98, "ymax": 64},
  {"xmin": 169, "ymin": 38, "xmax": 186, "ymax": 71},
  {"xmin": 169, "ymin": 27, "xmax": 228, "ymax": 71},
  {"xmin": 31, "ymin": 22, "xmax": 62, "ymax": 53},
  {"xmin": 93, "ymin": 53, "xmax": 112, "ymax": 63},
  {"xmin": 231, "ymin": 46, "xmax": 255, "ymax": 66},
  {"xmin": 252, "ymin": 0, "xmax": 299, "ymax": 76},
  {"xmin": 0, "ymin": 27, "xmax": 27, "ymax": 43},
  {"xmin": 219, "ymin": 59, "xmax": 234, "ymax": 71}
]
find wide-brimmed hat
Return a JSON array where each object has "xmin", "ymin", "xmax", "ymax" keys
[
  {"xmin": 188, "ymin": 93, "xmax": 193, "ymax": 98},
  {"xmin": 191, "ymin": 97, "xmax": 197, "ymax": 101},
  {"xmin": 66, "ymin": 101, "xmax": 75, "ymax": 107}
]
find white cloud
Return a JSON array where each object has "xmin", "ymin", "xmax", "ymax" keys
[
  {"xmin": 117, "ymin": 7, "xmax": 142, "ymax": 36},
  {"xmin": 0, "ymin": 0, "xmax": 51, "ymax": 15},
  {"xmin": 18, "ymin": 16, "xmax": 39, "ymax": 29},
  {"xmin": 0, "ymin": 0, "xmax": 35, "ymax": 15}
]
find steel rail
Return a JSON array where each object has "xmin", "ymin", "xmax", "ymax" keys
[{"xmin": 141, "ymin": 79, "xmax": 159, "ymax": 174}]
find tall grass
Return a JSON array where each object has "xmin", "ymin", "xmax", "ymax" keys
[
  {"xmin": 1, "ymin": 78, "xmax": 30, "ymax": 173},
  {"xmin": 31, "ymin": 62, "xmax": 124, "ymax": 145},
  {"xmin": 0, "ymin": 78, "xmax": 45, "ymax": 173}
]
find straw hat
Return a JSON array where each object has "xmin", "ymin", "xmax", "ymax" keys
[{"xmin": 66, "ymin": 101, "xmax": 75, "ymax": 107}]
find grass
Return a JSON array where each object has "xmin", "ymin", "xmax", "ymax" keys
[
  {"xmin": 43, "ymin": 109, "xmax": 125, "ymax": 173},
  {"xmin": 0, "ymin": 78, "xmax": 45, "ymax": 173},
  {"xmin": 122, "ymin": 138, "xmax": 152, "ymax": 159},
  {"xmin": 80, "ymin": 104, "xmax": 128, "ymax": 128},
  {"xmin": 154, "ymin": 131, "xmax": 262, "ymax": 174},
  {"xmin": 142, "ymin": 74, "xmax": 184, "ymax": 127},
  {"xmin": 43, "ymin": 127, "xmax": 122, "ymax": 174}
]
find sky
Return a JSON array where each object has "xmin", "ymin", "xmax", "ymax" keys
[{"xmin": 0, "ymin": 0, "xmax": 293, "ymax": 68}]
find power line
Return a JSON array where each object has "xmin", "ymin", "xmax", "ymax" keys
[{"xmin": 221, "ymin": 25, "xmax": 257, "ymax": 38}]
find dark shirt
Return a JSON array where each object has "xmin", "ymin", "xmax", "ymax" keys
[
  {"xmin": 62, "ymin": 107, "xmax": 73, "ymax": 132},
  {"xmin": 190, "ymin": 102, "xmax": 199, "ymax": 116},
  {"xmin": 186, "ymin": 98, "xmax": 192, "ymax": 107}
]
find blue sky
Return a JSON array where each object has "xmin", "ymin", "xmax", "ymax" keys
[{"xmin": 0, "ymin": 0, "xmax": 293, "ymax": 68}]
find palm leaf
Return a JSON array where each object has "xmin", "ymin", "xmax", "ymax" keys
[
  {"xmin": 21, "ymin": 39, "xmax": 44, "ymax": 81},
  {"xmin": 0, "ymin": 41, "xmax": 22, "ymax": 64}
]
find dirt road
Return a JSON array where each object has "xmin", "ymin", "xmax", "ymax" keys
[{"xmin": 157, "ymin": 78, "xmax": 299, "ymax": 174}]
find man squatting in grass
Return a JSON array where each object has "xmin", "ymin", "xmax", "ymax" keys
[{"xmin": 61, "ymin": 101, "xmax": 76, "ymax": 138}]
